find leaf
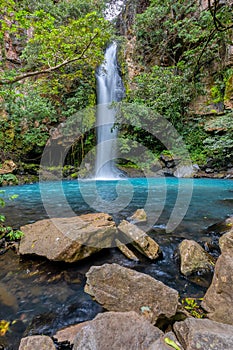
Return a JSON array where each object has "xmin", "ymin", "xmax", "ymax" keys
[
  {"xmin": 0, "ymin": 320, "xmax": 10, "ymax": 336},
  {"xmin": 164, "ymin": 337, "xmax": 181, "ymax": 350}
]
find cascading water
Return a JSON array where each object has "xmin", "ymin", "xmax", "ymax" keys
[
  {"xmin": 95, "ymin": 0, "xmax": 125, "ymax": 179},
  {"xmin": 95, "ymin": 42, "xmax": 125, "ymax": 179}
]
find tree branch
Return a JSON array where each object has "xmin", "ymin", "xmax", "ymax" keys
[
  {"xmin": 0, "ymin": 33, "xmax": 98, "ymax": 85},
  {"xmin": 208, "ymin": 0, "xmax": 233, "ymax": 32}
]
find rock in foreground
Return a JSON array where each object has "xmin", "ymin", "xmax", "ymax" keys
[
  {"xmin": 179, "ymin": 239, "xmax": 215, "ymax": 276},
  {"xmin": 174, "ymin": 317, "xmax": 233, "ymax": 350},
  {"xmin": 219, "ymin": 229, "xmax": 233, "ymax": 254},
  {"xmin": 202, "ymin": 253, "xmax": 233, "ymax": 325},
  {"xmin": 118, "ymin": 220, "xmax": 161, "ymax": 259},
  {"xmin": 73, "ymin": 311, "xmax": 163, "ymax": 350},
  {"xmin": 19, "ymin": 213, "xmax": 117, "ymax": 262},
  {"xmin": 19, "ymin": 335, "xmax": 56, "ymax": 350},
  {"xmin": 85, "ymin": 263, "xmax": 179, "ymax": 324}
]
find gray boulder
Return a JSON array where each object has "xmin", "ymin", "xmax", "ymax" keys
[
  {"xmin": 19, "ymin": 335, "xmax": 56, "ymax": 350},
  {"xmin": 73, "ymin": 311, "xmax": 163, "ymax": 350},
  {"xmin": 179, "ymin": 239, "xmax": 215, "ymax": 276},
  {"xmin": 174, "ymin": 164, "xmax": 198, "ymax": 178},
  {"xmin": 118, "ymin": 220, "xmax": 161, "ymax": 260},
  {"xmin": 85, "ymin": 263, "xmax": 179, "ymax": 324},
  {"xmin": 202, "ymin": 253, "xmax": 233, "ymax": 325},
  {"xmin": 219, "ymin": 229, "xmax": 233, "ymax": 254},
  {"xmin": 174, "ymin": 317, "xmax": 233, "ymax": 350},
  {"xmin": 19, "ymin": 213, "xmax": 117, "ymax": 262}
]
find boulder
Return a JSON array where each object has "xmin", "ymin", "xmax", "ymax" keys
[
  {"xmin": 73, "ymin": 311, "xmax": 163, "ymax": 350},
  {"xmin": 148, "ymin": 331, "xmax": 184, "ymax": 350},
  {"xmin": 118, "ymin": 220, "xmax": 161, "ymax": 260},
  {"xmin": 129, "ymin": 208, "xmax": 147, "ymax": 223},
  {"xmin": 219, "ymin": 229, "xmax": 233, "ymax": 254},
  {"xmin": 202, "ymin": 253, "xmax": 233, "ymax": 325},
  {"xmin": 19, "ymin": 335, "xmax": 56, "ymax": 350},
  {"xmin": 19, "ymin": 213, "xmax": 117, "ymax": 262},
  {"xmin": 179, "ymin": 239, "xmax": 215, "ymax": 276},
  {"xmin": 85, "ymin": 263, "xmax": 179, "ymax": 324},
  {"xmin": 54, "ymin": 322, "xmax": 88, "ymax": 344},
  {"xmin": 173, "ymin": 317, "xmax": 233, "ymax": 350},
  {"xmin": 115, "ymin": 239, "xmax": 139, "ymax": 261},
  {"xmin": 174, "ymin": 164, "xmax": 198, "ymax": 178}
]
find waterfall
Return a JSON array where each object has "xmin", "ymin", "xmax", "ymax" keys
[{"xmin": 95, "ymin": 42, "xmax": 125, "ymax": 179}]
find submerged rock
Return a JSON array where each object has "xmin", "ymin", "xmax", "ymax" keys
[
  {"xmin": 202, "ymin": 253, "xmax": 233, "ymax": 325},
  {"xmin": 19, "ymin": 335, "xmax": 56, "ymax": 350},
  {"xmin": 73, "ymin": 311, "xmax": 163, "ymax": 350},
  {"xmin": 178, "ymin": 239, "xmax": 215, "ymax": 276},
  {"xmin": 19, "ymin": 213, "xmax": 117, "ymax": 262},
  {"xmin": 118, "ymin": 220, "xmax": 161, "ymax": 260},
  {"xmin": 206, "ymin": 216, "xmax": 233, "ymax": 236},
  {"xmin": 0, "ymin": 282, "xmax": 18, "ymax": 312},
  {"xmin": 173, "ymin": 317, "xmax": 233, "ymax": 350},
  {"xmin": 84, "ymin": 263, "xmax": 179, "ymax": 324}
]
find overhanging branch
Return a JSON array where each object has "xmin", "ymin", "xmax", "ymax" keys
[{"xmin": 0, "ymin": 33, "xmax": 98, "ymax": 85}]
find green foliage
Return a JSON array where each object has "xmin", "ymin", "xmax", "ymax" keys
[
  {"xmin": 0, "ymin": 1, "xmax": 112, "ymax": 84},
  {"xmin": 181, "ymin": 297, "xmax": 206, "ymax": 318},
  {"xmin": 0, "ymin": 191, "xmax": 24, "ymax": 240},
  {"xmin": 129, "ymin": 65, "xmax": 193, "ymax": 126},
  {"xmin": 164, "ymin": 338, "xmax": 181, "ymax": 350},
  {"xmin": 134, "ymin": 0, "xmax": 231, "ymax": 73},
  {"xmin": 0, "ymin": 85, "xmax": 57, "ymax": 158},
  {"xmin": 0, "ymin": 174, "xmax": 18, "ymax": 186},
  {"xmin": 0, "ymin": 0, "xmax": 113, "ymax": 164}
]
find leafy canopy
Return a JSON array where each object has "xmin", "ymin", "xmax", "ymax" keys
[{"xmin": 0, "ymin": 0, "xmax": 112, "ymax": 84}]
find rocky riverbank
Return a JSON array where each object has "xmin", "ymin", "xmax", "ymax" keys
[
  {"xmin": 12, "ymin": 213, "xmax": 233, "ymax": 349},
  {"xmin": 0, "ymin": 157, "xmax": 233, "ymax": 187}
]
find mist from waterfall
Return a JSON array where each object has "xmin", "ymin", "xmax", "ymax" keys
[{"xmin": 95, "ymin": 42, "xmax": 125, "ymax": 179}]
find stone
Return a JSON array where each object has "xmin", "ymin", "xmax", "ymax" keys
[
  {"xmin": 148, "ymin": 331, "xmax": 184, "ymax": 350},
  {"xmin": 54, "ymin": 322, "xmax": 88, "ymax": 344},
  {"xmin": 19, "ymin": 335, "xmax": 56, "ymax": 350},
  {"xmin": 173, "ymin": 317, "xmax": 233, "ymax": 350},
  {"xmin": 179, "ymin": 239, "xmax": 215, "ymax": 276},
  {"xmin": 129, "ymin": 208, "xmax": 147, "ymax": 223},
  {"xmin": 219, "ymin": 229, "xmax": 233, "ymax": 254},
  {"xmin": 115, "ymin": 238, "xmax": 139, "ymax": 261},
  {"xmin": 118, "ymin": 220, "xmax": 161, "ymax": 260},
  {"xmin": 0, "ymin": 282, "xmax": 18, "ymax": 311},
  {"xmin": 174, "ymin": 164, "xmax": 198, "ymax": 178},
  {"xmin": 85, "ymin": 263, "xmax": 179, "ymax": 324},
  {"xmin": 19, "ymin": 213, "xmax": 117, "ymax": 262},
  {"xmin": 201, "ymin": 253, "xmax": 233, "ymax": 325},
  {"xmin": 73, "ymin": 311, "xmax": 163, "ymax": 350},
  {"xmin": 206, "ymin": 216, "xmax": 233, "ymax": 235},
  {"xmin": 0, "ymin": 160, "xmax": 16, "ymax": 174}
]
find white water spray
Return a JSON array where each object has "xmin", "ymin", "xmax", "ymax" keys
[{"xmin": 95, "ymin": 42, "xmax": 125, "ymax": 179}]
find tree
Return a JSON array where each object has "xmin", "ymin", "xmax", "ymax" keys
[{"xmin": 0, "ymin": 0, "xmax": 112, "ymax": 85}]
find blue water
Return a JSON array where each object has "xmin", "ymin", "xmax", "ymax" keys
[
  {"xmin": 0, "ymin": 178, "xmax": 233, "ymax": 349},
  {"xmin": 2, "ymin": 178, "xmax": 233, "ymax": 237}
]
